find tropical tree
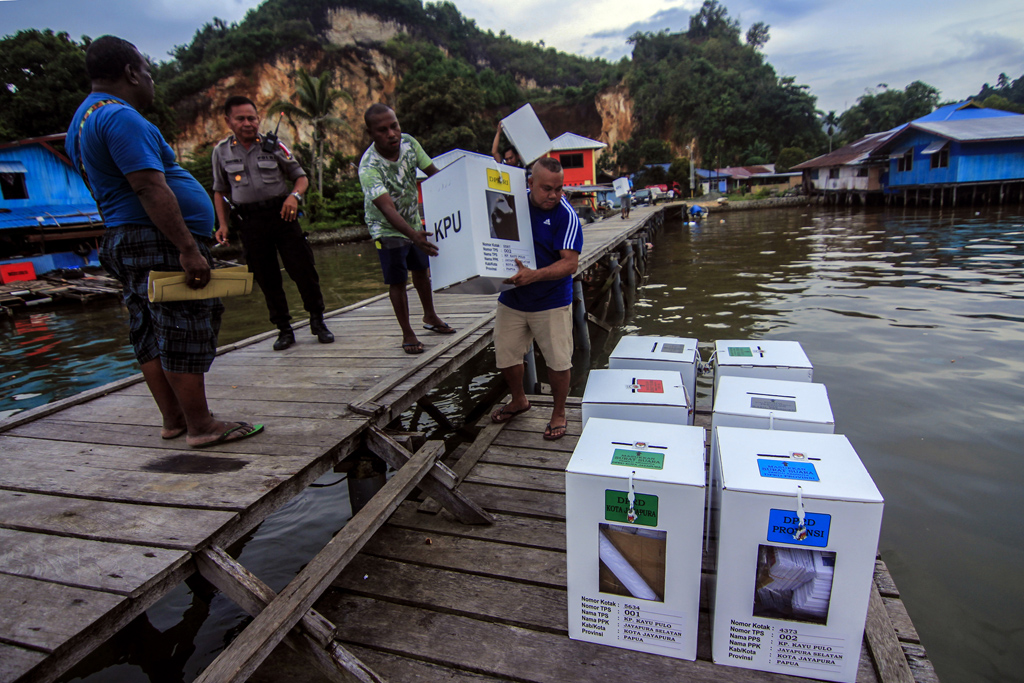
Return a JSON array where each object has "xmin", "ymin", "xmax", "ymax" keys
[
  {"xmin": 837, "ymin": 81, "xmax": 940, "ymax": 141},
  {"xmin": 821, "ymin": 110, "xmax": 839, "ymax": 152},
  {"xmin": 269, "ymin": 68, "xmax": 351, "ymax": 194}
]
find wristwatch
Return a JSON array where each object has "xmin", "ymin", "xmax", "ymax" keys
[{"xmin": 290, "ymin": 191, "xmax": 303, "ymax": 203}]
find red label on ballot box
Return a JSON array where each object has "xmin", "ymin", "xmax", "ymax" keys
[{"xmin": 635, "ymin": 379, "xmax": 664, "ymax": 393}]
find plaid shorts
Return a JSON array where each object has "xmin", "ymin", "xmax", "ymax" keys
[{"xmin": 99, "ymin": 224, "xmax": 224, "ymax": 374}]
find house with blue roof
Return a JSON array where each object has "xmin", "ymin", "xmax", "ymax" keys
[
  {"xmin": 0, "ymin": 133, "xmax": 103, "ymax": 268},
  {"xmin": 794, "ymin": 101, "xmax": 1020, "ymax": 205},
  {"xmin": 879, "ymin": 112, "xmax": 1024, "ymax": 206}
]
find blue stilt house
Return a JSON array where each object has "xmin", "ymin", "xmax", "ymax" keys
[
  {"xmin": 0, "ymin": 133, "xmax": 103, "ymax": 273},
  {"xmin": 879, "ymin": 113, "xmax": 1024, "ymax": 205}
]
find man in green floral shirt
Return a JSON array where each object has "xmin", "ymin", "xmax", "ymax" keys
[{"xmin": 358, "ymin": 104, "xmax": 455, "ymax": 354}]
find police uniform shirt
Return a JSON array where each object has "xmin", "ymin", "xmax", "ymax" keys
[{"xmin": 211, "ymin": 134, "xmax": 305, "ymax": 205}]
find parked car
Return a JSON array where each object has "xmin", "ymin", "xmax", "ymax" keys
[{"xmin": 632, "ymin": 188, "xmax": 653, "ymax": 206}]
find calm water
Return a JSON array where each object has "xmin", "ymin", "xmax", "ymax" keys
[{"xmin": 3, "ymin": 206, "xmax": 1022, "ymax": 682}]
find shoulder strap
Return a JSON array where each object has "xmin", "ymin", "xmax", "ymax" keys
[{"xmin": 74, "ymin": 99, "xmax": 122, "ymax": 220}]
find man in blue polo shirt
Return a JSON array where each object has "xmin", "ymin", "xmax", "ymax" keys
[
  {"xmin": 490, "ymin": 157, "xmax": 583, "ymax": 440},
  {"xmin": 67, "ymin": 35, "xmax": 263, "ymax": 449}
]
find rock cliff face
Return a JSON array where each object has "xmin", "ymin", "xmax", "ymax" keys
[{"xmin": 170, "ymin": 8, "xmax": 633, "ymax": 163}]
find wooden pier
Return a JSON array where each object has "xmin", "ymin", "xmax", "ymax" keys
[{"xmin": 0, "ymin": 203, "xmax": 935, "ymax": 683}]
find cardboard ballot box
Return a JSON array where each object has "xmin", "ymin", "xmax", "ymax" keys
[
  {"xmin": 613, "ymin": 177, "xmax": 630, "ymax": 198},
  {"xmin": 713, "ymin": 339, "xmax": 813, "ymax": 392},
  {"xmin": 422, "ymin": 152, "xmax": 537, "ymax": 294},
  {"xmin": 706, "ymin": 377, "xmax": 835, "ymax": 550},
  {"xmin": 582, "ymin": 369, "xmax": 692, "ymax": 427},
  {"xmin": 609, "ymin": 335, "xmax": 700, "ymax": 409},
  {"xmin": 566, "ymin": 418, "xmax": 706, "ymax": 660},
  {"xmin": 709, "ymin": 427, "xmax": 883, "ymax": 683},
  {"xmin": 500, "ymin": 103, "xmax": 552, "ymax": 165}
]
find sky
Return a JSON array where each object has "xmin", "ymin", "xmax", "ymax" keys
[{"xmin": 3, "ymin": 0, "xmax": 1024, "ymax": 114}]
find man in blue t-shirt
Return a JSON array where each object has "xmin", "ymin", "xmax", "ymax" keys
[
  {"xmin": 491, "ymin": 157, "xmax": 583, "ymax": 440},
  {"xmin": 67, "ymin": 35, "xmax": 263, "ymax": 449}
]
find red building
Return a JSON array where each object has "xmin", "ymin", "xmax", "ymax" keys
[{"xmin": 547, "ymin": 133, "xmax": 606, "ymax": 187}]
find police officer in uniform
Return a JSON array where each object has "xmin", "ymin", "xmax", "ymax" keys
[{"xmin": 212, "ymin": 95, "xmax": 333, "ymax": 350}]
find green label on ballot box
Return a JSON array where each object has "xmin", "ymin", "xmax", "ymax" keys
[
  {"xmin": 728, "ymin": 346, "xmax": 753, "ymax": 357},
  {"xmin": 605, "ymin": 490, "xmax": 659, "ymax": 526},
  {"xmin": 610, "ymin": 448, "xmax": 665, "ymax": 470}
]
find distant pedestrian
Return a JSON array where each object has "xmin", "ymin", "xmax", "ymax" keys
[
  {"xmin": 212, "ymin": 95, "xmax": 333, "ymax": 351},
  {"xmin": 67, "ymin": 35, "xmax": 263, "ymax": 448},
  {"xmin": 491, "ymin": 122, "xmax": 523, "ymax": 167},
  {"xmin": 620, "ymin": 191, "xmax": 631, "ymax": 220},
  {"xmin": 358, "ymin": 104, "xmax": 455, "ymax": 354}
]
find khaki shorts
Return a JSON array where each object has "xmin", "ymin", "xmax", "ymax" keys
[{"xmin": 494, "ymin": 303, "xmax": 573, "ymax": 371}]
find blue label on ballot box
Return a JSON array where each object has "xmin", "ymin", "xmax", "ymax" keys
[
  {"xmin": 766, "ymin": 508, "xmax": 831, "ymax": 547},
  {"xmin": 757, "ymin": 459, "xmax": 819, "ymax": 481}
]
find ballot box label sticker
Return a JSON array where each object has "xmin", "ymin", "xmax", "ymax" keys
[
  {"xmin": 767, "ymin": 509, "xmax": 831, "ymax": 547},
  {"xmin": 610, "ymin": 449, "xmax": 665, "ymax": 470},
  {"xmin": 630, "ymin": 379, "xmax": 664, "ymax": 393},
  {"xmin": 750, "ymin": 397, "xmax": 797, "ymax": 412},
  {"xmin": 605, "ymin": 490, "xmax": 659, "ymax": 526},
  {"xmin": 728, "ymin": 346, "xmax": 754, "ymax": 357},
  {"xmin": 660, "ymin": 343, "xmax": 687, "ymax": 355},
  {"xmin": 486, "ymin": 168, "xmax": 511, "ymax": 192},
  {"xmin": 757, "ymin": 459, "xmax": 819, "ymax": 481}
]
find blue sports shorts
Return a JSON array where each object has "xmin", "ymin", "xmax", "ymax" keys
[{"xmin": 375, "ymin": 235, "xmax": 430, "ymax": 285}]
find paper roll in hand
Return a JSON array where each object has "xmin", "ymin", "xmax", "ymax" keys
[{"xmin": 147, "ymin": 265, "xmax": 253, "ymax": 303}]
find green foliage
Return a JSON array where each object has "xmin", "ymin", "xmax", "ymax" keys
[
  {"xmin": 742, "ymin": 140, "xmax": 771, "ymax": 165},
  {"xmin": 976, "ymin": 71, "xmax": 1024, "ymax": 108},
  {"xmin": 667, "ymin": 157, "xmax": 691, "ymax": 190},
  {"xmin": 775, "ymin": 147, "xmax": 809, "ymax": 173},
  {"xmin": 837, "ymin": 81, "xmax": 940, "ymax": 142},
  {"xmin": 0, "ymin": 30, "xmax": 90, "ymax": 141},
  {"xmin": 179, "ymin": 144, "xmax": 216, "ymax": 194},
  {"xmin": 625, "ymin": 1, "xmax": 824, "ymax": 166},
  {"xmin": 980, "ymin": 94, "xmax": 1024, "ymax": 115},
  {"xmin": 269, "ymin": 68, "xmax": 352, "ymax": 193}
]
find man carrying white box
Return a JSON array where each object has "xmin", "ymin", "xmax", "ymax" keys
[
  {"xmin": 359, "ymin": 104, "xmax": 456, "ymax": 355},
  {"xmin": 491, "ymin": 158, "xmax": 582, "ymax": 441}
]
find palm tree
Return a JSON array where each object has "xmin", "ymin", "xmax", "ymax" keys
[
  {"xmin": 269, "ymin": 68, "xmax": 351, "ymax": 194},
  {"xmin": 822, "ymin": 110, "xmax": 839, "ymax": 152}
]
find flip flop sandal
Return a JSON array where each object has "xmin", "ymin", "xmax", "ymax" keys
[
  {"xmin": 402, "ymin": 341, "xmax": 425, "ymax": 354},
  {"xmin": 423, "ymin": 323, "xmax": 457, "ymax": 334},
  {"xmin": 491, "ymin": 403, "xmax": 531, "ymax": 423},
  {"xmin": 161, "ymin": 426, "xmax": 187, "ymax": 440},
  {"xmin": 543, "ymin": 423, "xmax": 568, "ymax": 441},
  {"xmin": 191, "ymin": 422, "xmax": 264, "ymax": 449}
]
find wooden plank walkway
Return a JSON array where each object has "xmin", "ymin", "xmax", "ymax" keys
[
  {"xmin": 261, "ymin": 395, "xmax": 936, "ymax": 683},
  {"xmin": 0, "ymin": 206, "xmax": 663, "ymax": 683}
]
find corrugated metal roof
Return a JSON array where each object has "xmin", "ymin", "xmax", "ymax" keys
[
  {"xmin": 0, "ymin": 161, "xmax": 28, "ymax": 173},
  {"xmin": 908, "ymin": 116, "xmax": 1024, "ymax": 142},
  {"xmin": 550, "ymin": 132, "xmax": 606, "ymax": 151},
  {"xmin": 0, "ymin": 203, "xmax": 102, "ymax": 231},
  {"xmin": 916, "ymin": 100, "xmax": 1016, "ymax": 122},
  {"xmin": 793, "ymin": 128, "xmax": 904, "ymax": 170}
]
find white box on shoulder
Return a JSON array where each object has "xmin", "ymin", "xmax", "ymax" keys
[
  {"xmin": 709, "ymin": 427, "xmax": 883, "ymax": 683},
  {"xmin": 613, "ymin": 177, "xmax": 630, "ymax": 197},
  {"xmin": 500, "ymin": 103, "xmax": 552, "ymax": 165},
  {"xmin": 566, "ymin": 418, "xmax": 706, "ymax": 660},
  {"xmin": 422, "ymin": 151, "xmax": 536, "ymax": 294},
  {"xmin": 713, "ymin": 339, "xmax": 813, "ymax": 391},
  {"xmin": 582, "ymin": 369, "xmax": 692, "ymax": 427},
  {"xmin": 609, "ymin": 335, "xmax": 700, "ymax": 409}
]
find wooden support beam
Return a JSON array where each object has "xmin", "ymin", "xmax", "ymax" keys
[
  {"xmin": 415, "ymin": 397, "xmax": 455, "ymax": 432},
  {"xmin": 418, "ymin": 414, "xmax": 507, "ymax": 515},
  {"xmin": 192, "ymin": 440, "xmax": 444, "ymax": 683},
  {"xmin": 195, "ymin": 547, "xmax": 384, "ymax": 683},
  {"xmin": 366, "ymin": 428, "xmax": 493, "ymax": 526}
]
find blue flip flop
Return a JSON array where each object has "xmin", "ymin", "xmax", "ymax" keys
[{"xmin": 191, "ymin": 422, "xmax": 264, "ymax": 449}]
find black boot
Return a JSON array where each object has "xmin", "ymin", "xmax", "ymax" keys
[
  {"xmin": 310, "ymin": 317, "xmax": 334, "ymax": 344},
  {"xmin": 273, "ymin": 326, "xmax": 295, "ymax": 351}
]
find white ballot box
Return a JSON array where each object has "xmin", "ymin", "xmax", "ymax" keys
[
  {"xmin": 582, "ymin": 369, "xmax": 692, "ymax": 427},
  {"xmin": 706, "ymin": 377, "xmax": 835, "ymax": 550},
  {"xmin": 709, "ymin": 427, "xmax": 883, "ymax": 682},
  {"xmin": 713, "ymin": 339, "xmax": 813, "ymax": 391},
  {"xmin": 500, "ymin": 103, "xmax": 552, "ymax": 165},
  {"xmin": 566, "ymin": 418, "xmax": 706, "ymax": 660},
  {"xmin": 609, "ymin": 335, "xmax": 700, "ymax": 409},
  {"xmin": 613, "ymin": 177, "xmax": 631, "ymax": 197},
  {"xmin": 422, "ymin": 152, "xmax": 536, "ymax": 294}
]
